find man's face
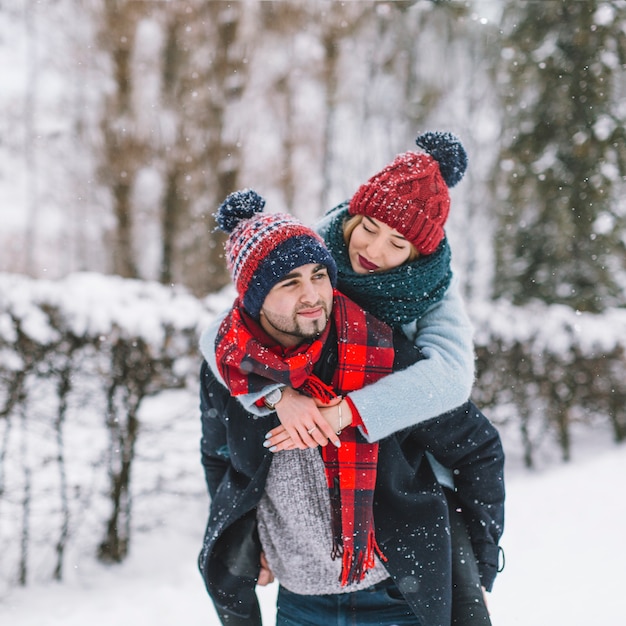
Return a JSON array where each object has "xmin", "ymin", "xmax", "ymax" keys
[{"xmin": 259, "ymin": 263, "xmax": 334, "ymax": 348}]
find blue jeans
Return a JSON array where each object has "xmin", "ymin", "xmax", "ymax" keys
[{"xmin": 275, "ymin": 578, "xmax": 422, "ymax": 626}]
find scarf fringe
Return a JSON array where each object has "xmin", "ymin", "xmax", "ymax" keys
[
  {"xmin": 329, "ymin": 477, "xmax": 343, "ymax": 561},
  {"xmin": 300, "ymin": 376, "xmax": 337, "ymax": 403},
  {"xmin": 337, "ymin": 528, "xmax": 387, "ymax": 587}
]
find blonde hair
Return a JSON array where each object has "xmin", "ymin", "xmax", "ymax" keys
[{"xmin": 342, "ymin": 214, "xmax": 420, "ymax": 262}]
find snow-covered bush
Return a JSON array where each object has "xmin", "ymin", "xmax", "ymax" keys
[
  {"xmin": 470, "ymin": 299, "xmax": 626, "ymax": 468},
  {"xmin": 0, "ymin": 272, "xmax": 219, "ymax": 588}
]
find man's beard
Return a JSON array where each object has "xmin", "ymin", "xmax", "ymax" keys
[{"xmin": 260, "ymin": 302, "xmax": 330, "ymax": 343}]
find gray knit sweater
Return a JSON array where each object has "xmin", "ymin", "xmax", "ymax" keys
[{"xmin": 256, "ymin": 448, "xmax": 389, "ymax": 595}]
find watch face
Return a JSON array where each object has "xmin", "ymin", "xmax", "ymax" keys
[{"xmin": 266, "ymin": 388, "xmax": 281, "ymax": 405}]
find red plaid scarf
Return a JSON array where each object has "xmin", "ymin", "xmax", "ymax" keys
[{"xmin": 215, "ymin": 290, "xmax": 395, "ymax": 585}]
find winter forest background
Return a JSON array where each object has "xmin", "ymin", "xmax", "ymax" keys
[{"xmin": 1, "ymin": 0, "xmax": 626, "ymax": 617}]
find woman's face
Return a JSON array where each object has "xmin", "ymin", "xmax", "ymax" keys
[{"xmin": 348, "ymin": 216, "xmax": 414, "ymax": 274}]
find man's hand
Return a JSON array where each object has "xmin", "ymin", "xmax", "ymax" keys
[
  {"xmin": 257, "ymin": 552, "xmax": 274, "ymax": 586},
  {"xmin": 263, "ymin": 387, "xmax": 342, "ymax": 451}
]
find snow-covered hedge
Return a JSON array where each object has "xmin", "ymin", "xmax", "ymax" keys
[
  {"xmin": 470, "ymin": 299, "xmax": 626, "ymax": 468},
  {"xmin": 1, "ymin": 273, "xmax": 624, "ymax": 590},
  {"xmin": 0, "ymin": 273, "xmax": 220, "ymax": 589}
]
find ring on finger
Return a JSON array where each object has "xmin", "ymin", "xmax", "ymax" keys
[{"xmin": 307, "ymin": 426, "xmax": 317, "ymax": 435}]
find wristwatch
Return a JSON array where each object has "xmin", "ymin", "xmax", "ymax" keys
[{"xmin": 263, "ymin": 386, "xmax": 284, "ymax": 411}]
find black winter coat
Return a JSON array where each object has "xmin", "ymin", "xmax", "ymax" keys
[{"xmin": 198, "ymin": 330, "xmax": 504, "ymax": 626}]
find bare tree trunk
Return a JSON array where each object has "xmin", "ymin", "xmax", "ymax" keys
[
  {"xmin": 111, "ymin": 179, "xmax": 138, "ymax": 278},
  {"xmin": 519, "ymin": 410, "xmax": 534, "ymax": 470},
  {"xmin": 99, "ymin": 383, "xmax": 139, "ymax": 562},
  {"xmin": 98, "ymin": 339, "xmax": 149, "ymax": 563},
  {"xmin": 18, "ymin": 407, "xmax": 31, "ymax": 585},
  {"xmin": 157, "ymin": 1, "xmax": 246, "ymax": 295},
  {"xmin": 609, "ymin": 393, "xmax": 626, "ymax": 443},
  {"xmin": 22, "ymin": 2, "xmax": 39, "ymax": 275},
  {"xmin": 320, "ymin": 31, "xmax": 339, "ymax": 214},
  {"xmin": 159, "ymin": 171, "xmax": 179, "ymax": 285},
  {"xmin": 555, "ymin": 407, "xmax": 571, "ymax": 463},
  {"xmin": 99, "ymin": 1, "xmax": 150, "ymax": 279},
  {"xmin": 53, "ymin": 366, "xmax": 72, "ymax": 580}
]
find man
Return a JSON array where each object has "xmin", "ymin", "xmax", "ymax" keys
[{"xmin": 198, "ymin": 189, "xmax": 504, "ymax": 626}]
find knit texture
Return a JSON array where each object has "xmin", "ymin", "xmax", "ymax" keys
[
  {"xmin": 215, "ymin": 189, "xmax": 337, "ymax": 318},
  {"xmin": 256, "ymin": 448, "xmax": 389, "ymax": 595},
  {"xmin": 348, "ymin": 131, "xmax": 467, "ymax": 255},
  {"xmin": 324, "ymin": 202, "xmax": 452, "ymax": 328}
]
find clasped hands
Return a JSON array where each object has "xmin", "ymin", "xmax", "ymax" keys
[{"xmin": 263, "ymin": 387, "xmax": 350, "ymax": 452}]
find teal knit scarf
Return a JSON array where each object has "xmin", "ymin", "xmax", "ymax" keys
[{"xmin": 323, "ymin": 203, "xmax": 452, "ymax": 328}]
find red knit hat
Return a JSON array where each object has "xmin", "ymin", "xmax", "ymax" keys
[{"xmin": 348, "ymin": 131, "xmax": 467, "ymax": 255}]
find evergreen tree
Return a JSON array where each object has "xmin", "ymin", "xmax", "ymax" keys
[{"xmin": 494, "ymin": 0, "xmax": 626, "ymax": 312}]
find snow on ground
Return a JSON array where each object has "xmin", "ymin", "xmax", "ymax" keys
[
  {"xmin": 487, "ymin": 446, "xmax": 626, "ymax": 625},
  {"xmin": 1, "ymin": 443, "xmax": 624, "ymax": 625}
]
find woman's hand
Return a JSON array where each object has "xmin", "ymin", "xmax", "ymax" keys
[
  {"xmin": 263, "ymin": 388, "xmax": 343, "ymax": 452},
  {"xmin": 318, "ymin": 399, "xmax": 352, "ymax": 435}
]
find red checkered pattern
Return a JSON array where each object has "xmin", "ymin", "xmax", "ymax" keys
[{"xmin": 215, "ymin": 290, "xmax": 395, "ymax": 585}]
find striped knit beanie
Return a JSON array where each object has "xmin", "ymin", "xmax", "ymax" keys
[
  {"xmin": 349, "ymin": 131, "xmax": 468, "ymax": 255},
  {"xmin": 215, "ymin": 189, "xmax": 337, "ymax": 319}
]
